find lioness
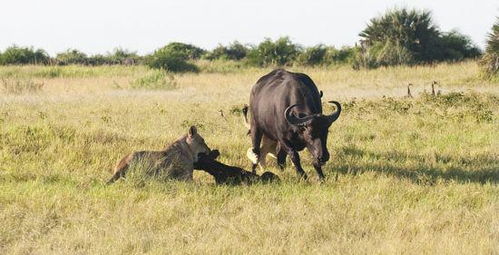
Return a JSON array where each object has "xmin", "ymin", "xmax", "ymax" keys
[{"xmin": 107, "ymin": 126, "xmax": 210, "ymax": 184}]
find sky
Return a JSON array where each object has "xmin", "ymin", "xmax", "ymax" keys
[{"xmin": 1, "ymin": 0, "xmax": 497, "ymax": 56}]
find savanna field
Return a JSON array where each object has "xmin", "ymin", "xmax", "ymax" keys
[{"xmin": 0, "ymin": 61, "xmax": 498, "ymax": 254}]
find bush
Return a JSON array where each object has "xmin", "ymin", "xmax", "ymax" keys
[
  {"xmin": 105, "ymin": 48, "xmax": 141, "ymax": 65},
  {"xmin": 204, "ymin": 41, "xmax": 248, "ymax": 61},
  {"xmin": 145, "ymin": 43, "xmax": 200, "ymax": 73},
  {"xmin": 296, "ymin": 45, "xmax": 328, "ymax": 66},
  {"xmin": 0, "ymin": 46, "xmax": 50, "ymax": 65},
  {"xmin": 437, "ymin": 31, "xmax": 481, "ymax": 61},
  {"xmin": 130, "ymin": 70, "xmax": 177, "ymax": 90},
  {"xmin": 296, "ymin": 45, "xmax": 358, "ymax": 66},
  {"xmin": 56, "ymin": 49, "xmax": 89, "ymax": 65},
  {"xmin": 246, "ymin": 37, "xmax": 300, "ymax": 67},
  {"xmin": 356, "ymin": 8, "xmax": 480, "ymax": 68},
  {"xmin": 56, "ymin": 48, "xmax": 142, "ymax": 66},
  {"xmin": 326, "ymin": 46, "xmax": 358, "ymax": 65},
  {"xmin": 86, "ymin": 54, "xmax": 108, "ymax": 66},
  {"xmin": 161, "ymin": 42, "xmax": 205, "ymax": 60},
  {"xmin": 480, "ymin": 18, "xmax": 499, "ymax": 79}
]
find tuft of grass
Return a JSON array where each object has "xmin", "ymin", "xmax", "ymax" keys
[
  {"xmin": 0, "ymin": 77, "xmax": 44, "ymax": 94},
  {"xmin": 129, "ymin": 70, "xmax": 177, "ymax": 90}
]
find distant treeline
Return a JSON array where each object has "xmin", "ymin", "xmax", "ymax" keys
[
  {"xmin": 0, "ymin": 47, "xmax": 142, "ymax": 66},
  {"xmin": 0, "ymin": 8, "xmax": 490, "ymax": 72},
  {"xmin": 0, "ymin": 40, "xmax": 358, "ymax": 68}
]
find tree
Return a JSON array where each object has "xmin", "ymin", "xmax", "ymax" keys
[
  {"xmin": 296, "ymin": 44, "xmax": 328, "ymax": 66},
  {"xmin": 161, "ymin": 42, "xmax": 205, "ymax": 60},
  {"xmin": 246, "ymin": 37, "xmax": 300, "ymax": 67},
  {"xmin": 145, "ymin": 43, "xmax": 199, "ymax": 73},
  {"xmin": 356, "ymin": 8, "xmax": 480, "ymax": 68},
  {"xmin": 204, "ymin": 41, "xmax": 248, "ymax": 61},
  {"xmin": 105, "ymin": 48, "xmax": 141, "ymax": 65},
  {"xmin": 56, "ymin": 49, "xmax": 89, "ymax": 65},
  {"xmin": 480, "ymin": 17, "xmax": 499, "ymax": 79},
  {"xmin": 437, "ymin": 31, "xmax": 481, "ymax": 61},
  {"xmin": 0, "ymin": 46, "xmax": 50, "ymax": 65}
]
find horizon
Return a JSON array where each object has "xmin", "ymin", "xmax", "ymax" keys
[{"xmin": 1, "ymin": 0, "xmax": 498, "ymax": 56}]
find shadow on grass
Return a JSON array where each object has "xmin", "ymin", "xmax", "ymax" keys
[{"xmin": 334, "ymin": 145, "xmax": 498, "ymax": 185}]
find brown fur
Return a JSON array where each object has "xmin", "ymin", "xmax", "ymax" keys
[{"xmin": 107, "ymin": 126, "xmax": 210, "ymax": 184}]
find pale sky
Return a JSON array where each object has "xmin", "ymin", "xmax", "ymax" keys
[{"xmin": 1, "ymin": 0, "xmax": 497, "ymax": 56}]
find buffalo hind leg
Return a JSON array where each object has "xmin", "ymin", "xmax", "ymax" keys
[{"xmin": 250, "ymin": 127, "xmax": 263, "ymax": 174}]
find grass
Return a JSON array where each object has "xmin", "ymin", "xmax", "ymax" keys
[
  {"xmin": 0, "ymin": 61, "xmax": 498, "ymax": 254},
  {"xmin": 1, "ymin": 78, "xmax": 44, "ymax": 94},
  {"xmin": 129, "ymin": 70, "xmax": 177, "ymax": 90}
]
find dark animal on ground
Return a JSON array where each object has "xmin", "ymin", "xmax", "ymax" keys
[{"xmin": 194, "ymin": 150, "xmax": 280, "ymax": 185}]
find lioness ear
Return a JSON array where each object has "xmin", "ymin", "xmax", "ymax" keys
[{"xmin": 188, "ymin": 126, "xmax": 197, "ymax": 137}]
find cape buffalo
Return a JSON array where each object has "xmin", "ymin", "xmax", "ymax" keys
[{"xmin": 247, "ymin": 69, "xmax": 341, "ymax": 180}]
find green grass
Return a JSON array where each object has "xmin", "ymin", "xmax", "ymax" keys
[
  {"xmin": 0, "ymin": 62, "xmax": 498, "ymax": 254},
  {"xmin": 129, "ymin": 70, "xmax": 177, "ymax": 90},
  {"xmin": 0, "ymin": 65, "xmax": 148, "ymax": 79}
]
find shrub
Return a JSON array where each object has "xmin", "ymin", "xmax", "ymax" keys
[
  {"xmin": 437, "ymin": 31, "xmax": 481, "ymax": 61},
  {"xmin": 105, "ymin": 48, "xmax": 141, "ymax": 65},
  {"xmin": 86, "ymin": 54, "xmax": 108, "ymax": 66},
  {"xmin": 480, "ymin": 17, "xmax": 499, "ymax": 79},
  {"xmin": 56, "ymin": 49, "xmax": 89, "ymax": 65},
  {"xmin": 296, "ymin": 45, "xmax": 358, "ymax": 66},
  {"xmin": 296, "ymin": 45, "xmax": 328, "ymax": 66},
  {"xmin": 326, "ymin": 46, "xmax": 358, "ymax": 65},
  {"xmin": 246, "ymin": 37, "xmax": 300, "ymax": 67},
  {"xmin": 130, "ymin": 70, "xmax": 177, "ymax": 90},
  {"xmin": 161, "ymin": 42, "xmax": 205, "ymax": 60},
  {"xmin": 145, "ymin": 43, "xmax": 200, "ymax": 73},
  {"xmin": 0, "ymin": 46, "xmax": 50, "ymax": 65},
  {"xmin": 204, "ymin": 41, "xmax": 248, "ymax": 61},
  {"xmin": 56, "ymin": 48, "xmax": 142, "ymax": 66}
]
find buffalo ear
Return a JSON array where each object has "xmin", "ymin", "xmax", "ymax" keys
[{"xmin": 188, "ymin": 126, "xmax": 197, "ymax": 137}]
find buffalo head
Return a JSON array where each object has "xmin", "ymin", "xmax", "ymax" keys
[{"xmin": 284, "ymin": 101, "xmax": 341, "ymax": 166}]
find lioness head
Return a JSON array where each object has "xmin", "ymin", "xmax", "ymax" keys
[{"xmin": 186, "ymin": 126, "xmax": 211, "ymax": 162}]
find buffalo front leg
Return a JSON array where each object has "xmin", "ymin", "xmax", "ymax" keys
[
  {"xmin": 289, "ymin": 151, "xmax": 307, "ymax": 180},
  {"xmin": 276, "ymin": 144, "xmax": 287, "ymax": 171},
  {"xmin": 280, "ymin": 142, "xmax": 307, "ymax": 179},
  {"xmin": 313, "ymin": 164, "xmax": 325, "ymax": 181}
]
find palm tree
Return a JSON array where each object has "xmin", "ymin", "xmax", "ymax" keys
[
  {"xmin": 359, "ymin": 8, "xmax": 440, "ymax": 63},
  {"xmin": 480, "ymin": 18, "xmax": 499, "ymax": 79}
]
